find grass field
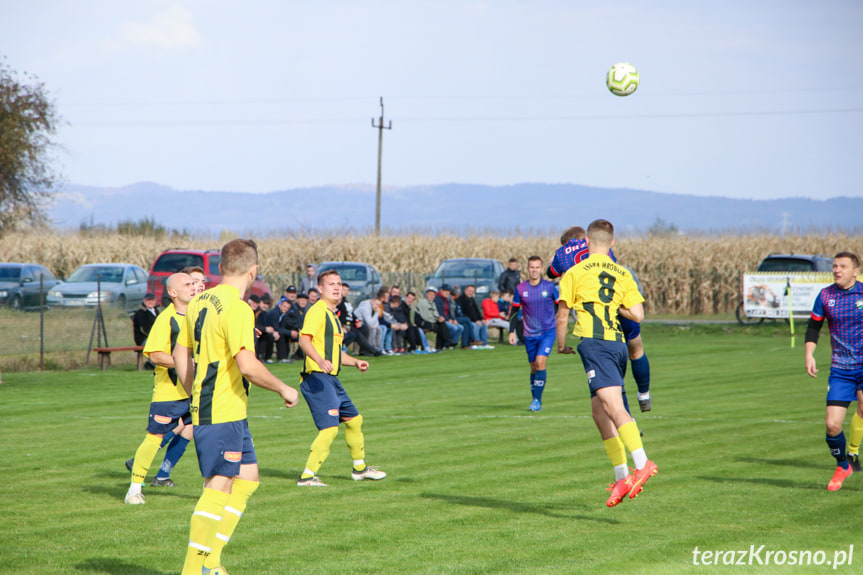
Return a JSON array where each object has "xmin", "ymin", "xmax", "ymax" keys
[{"xmin": 0, "ymin": 323, "xmax": 858, "ymax": 574}]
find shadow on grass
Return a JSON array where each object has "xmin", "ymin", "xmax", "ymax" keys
[
  {"xmin": 697, "ymin": 476, "xmax": 832, "ymax": 490},
  {"xmin": 75, "ymin": 557, "xmax": 170, "ymax": 574},
  {"xmin": 82, "ymin": 484, "xmax": 198, "ymax": 501},
  {"xmin": 420, "ymin": 492, "xmax": 619, "ymax": 524},
  {"xmin": 735, "ymin": 456, "xmax": 823, "ymax": 470}
]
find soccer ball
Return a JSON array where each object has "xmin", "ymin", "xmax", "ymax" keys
[{"xmin": 606, "ymin": 62, "xmax": 639, "ymax": 97}]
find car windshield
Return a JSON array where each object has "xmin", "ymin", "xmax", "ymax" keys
[
  {"xmin": 153, "ymin": 253, "xmax": 205, "ymax": 273},
  {"xmin": 756, "ymin": 258, "xmax": 816, "ymax": 273},
  {"xmin": 432, "ymin": 261, "xmax": 496, "ymax": 279},
  {"xmin": 67, "ymin": 266, "xmax": 125, "ymax": 283},
  {"xmin": 319, "ymin": 264, "xmax": 367, "ymax": 282},
  {"xmin": 0, "ymin": 266, "xmax": 22, "ymax": 281}
]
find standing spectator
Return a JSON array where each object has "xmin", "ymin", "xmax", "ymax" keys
[
  {"xmin": 307, "ymin": 287, "xmax": 320, "ymax": 305},
  {"xmin": 283, "ymin": 285, "xmax": 298, "ymax": 306},
  {"xmin": 498, "ymin": 258, "xmax": 521, "ymax": 295},
  {"xmin": 416, "ymin": 288, "xmax": 453, "ymax": 351},
  {"xmin": 805, "ymin": 251, "xmax": 863, "ymax": 491},
  {"xmin": 299, "ymin": 263, "xmax": 317, "ymax": 295},
  {"xmin": 133, "ymin": 292, "xmax": 159, "ymax": 346},
  {"xmin": 459, "ymin": 284, "xmax": 492, "ymax": 348},
  {"xmin": 255, "ymin": 294, "xmax": 271, "ymax": 361}
]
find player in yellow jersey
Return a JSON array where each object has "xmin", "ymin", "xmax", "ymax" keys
[
  {"xmin": 555, "ymin": 219, "xmax": 658, "ymax": 508},
  {"xmin": 124, "ymin": 272, "xmax": 196, "ymax": 504},
  {"xmin": 296, "ymin": 269, "xmax": 387, "ymax": 486},
  {"xmin": 173, "ymin": 239, "xmax": 299, "ymax": 575}
]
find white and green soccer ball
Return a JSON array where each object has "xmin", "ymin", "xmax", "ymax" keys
[{"xmin": 606, "ymin": 62, "xmax": 639, "ymax": 97}]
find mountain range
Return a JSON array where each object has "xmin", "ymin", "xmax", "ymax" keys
[{"xmin": 49, "ymin": 182, "xmax": 863, "ymax": 235}]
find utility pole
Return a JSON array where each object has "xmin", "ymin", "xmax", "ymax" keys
[{"xmin": 371, "ymin": 97, "xmax": 392, "ymax": 236}]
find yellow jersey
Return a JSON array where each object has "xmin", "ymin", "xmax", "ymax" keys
[
  {"xmin": 143, "ymin": 303, "xmax": 188, "ymax": 402},
  {"xmin": 300, "ymin": 300, "xmax": 344, "ymax": 376},
  {"xmin": 559, "ymin": 253, "xmax": 644, "ymax": 342},
  {"xmin": 178, "ymin": 284, "xmax": 255, "ymax": 425}
]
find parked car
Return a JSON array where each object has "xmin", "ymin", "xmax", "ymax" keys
[
  {"xmin": 424, "ymin": 258, "xmax": 505, "ymax": 300},
  {"xmin": 0, "ymin": 263, "xmax": 61, "ymax": 310},
  {"xmin": 315, "ymin": 261, "xmax": 382, "ymax": 304},
  {"xmin": 147, "ymin": 248, "xmax": 272, "ymax": 306},
  {"xmin": 47, "ymin": 263, "xmax": 149, "ymax": 311},
  {"xmin": 755, "ymin": 253, "xmax": 833, "ymax": 273}
]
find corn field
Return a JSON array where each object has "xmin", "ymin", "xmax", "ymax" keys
[{"xmin": 1, "ymin": 230, "xmax": 859, "ymax": 315}]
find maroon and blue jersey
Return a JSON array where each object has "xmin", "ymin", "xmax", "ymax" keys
[
  {"xmin": 511, "ymin": 279, "xmax": 559, "ymax": 338},
  {"xmin": 548, "ymin": 238, "xmax": 616, "ymax": 278},
  {"xmin": 811, "ymin": 281, "xmax": 863, "ymax": 370}
]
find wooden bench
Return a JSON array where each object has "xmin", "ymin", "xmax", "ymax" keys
[{"xmin": 93, "ymin": 346, "xmax": 145, "ymax": 371}]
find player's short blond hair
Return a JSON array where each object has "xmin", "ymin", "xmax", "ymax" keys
[
  {"xmin": 221, "ymin": 239, "xmax": 258, "ymax": 275},
  {"xmin": 587, "ymin": 219, "xmax": 614, "ymax": 245}
]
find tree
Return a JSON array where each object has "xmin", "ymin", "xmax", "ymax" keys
[
  {"xmin": 647, "ymin": 216, "xmax": 679, "ymax": 238},
  {"xmin": 0, "ymin": 58, "xmax": 62, "ymax": 234}
]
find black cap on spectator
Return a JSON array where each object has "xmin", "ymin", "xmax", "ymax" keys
[
  {"xmin": 249, "ymin": 294, "xmax": 261, "ymax": 303},
  {"xmin": 261, "ymin": 293, "xmax": 273, "ymax": 304},
  {"xmin": 285, "ymin": 285, "xmax": 297, "ymax": 293},
  {"xmin": 297, "ymin": 293, "xmax": 309, "ymax": 299},
  {"xmin": 144, "ymin": 292, "xmax": 156, "ymax": 300},
  {"xmin": 440, "ymin": 284, "xmax": 451, "ymax": 291}
]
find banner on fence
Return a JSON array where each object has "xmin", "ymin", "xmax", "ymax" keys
[{"xmin": 741, "ymin": 272, "xmax": 833, "ymax": 319}]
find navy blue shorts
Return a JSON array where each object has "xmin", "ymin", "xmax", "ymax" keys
[
  {"xmin": 524, "ymin": 329, "xmax": 556, "ymax": 363},
  {"xmin": 576, "ymin": 338, "xmax": 628, "ymax": 395},
  {"xmin": 618, "ymin": 316, "xmax": 641, "ymax": 342},
  {"xmin": 826, "ymin": 368, "xmax": 863, "ymax": 405},
  {"xmin": 145, "ymin": 399, "xmax": 191, "ymax": 435},
  {"xmin": 193, "ymin": 419, "xmax": 257, "ymax": 479},
  {"xmin": 300, "ymin": 372, "xmax": 360, "ymax": 430}
]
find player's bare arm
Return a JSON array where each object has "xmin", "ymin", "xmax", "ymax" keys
[
  {"xmin": 147, "ymin": 350, "xmax": 174, "ymax": 368},
  {"xmin": 556, "ymin": 301, "xmax": 575, "ymax": 354},
  {"xmin": 298, "ymin": 334, "xmax": 333, "ymax": 374},
  {"xmin": 234, "ymin": 348, "xmax": 299, "ymax": 407},
  {"xmin": 618, "ymin": 302, "xmax": 644, "ymax": 323},
  {"xmin": 341, "ymin": 351, "xmax": 369, "ymax": 373},
  {"xmin": 172, "ymin": 342, "xmax": 194, "ymax": 396},
  {"xmin": 804, "ymin": 341, "xmax": 819, "ymax": 377}
]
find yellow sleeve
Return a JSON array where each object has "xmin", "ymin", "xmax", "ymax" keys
[
  {"xmin": 226, "ymin": 301, "xmax": 256, "ymax": 358},
  {"xmin": 558, "ymin": 269, "xmax": 577, "ymax": 308}
]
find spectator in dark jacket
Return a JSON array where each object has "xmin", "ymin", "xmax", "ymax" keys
[
  {"xmin": 434, "ymin": 284, "xmax": 465, "ymax": 347},
  {"xmin": 498, "ymin": 258, "xmax": 521, "ymax": 294},
  {"xmin": 458, "ymin": 284, "xmax": 490, "ymax": 347},
  {"xmin": 132, "ymin": 293, "xmax": 159, "ymax": 346}
]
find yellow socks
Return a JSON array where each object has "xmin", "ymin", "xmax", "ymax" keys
[
  {"xmin": 131, "ymin": 433, "xmax": 162, "ymax": 485},
  {"xmin": 344, "ymin": 415, "xmax": 366, "ymax": 467},
  {"xmin": 849, "ymin": 412, "xmax": 863, "ymax": 455},
  {"xmin": 203, "ymin": 479, "xmax": 259, "ymax": 570},
  {"xmin": 182, "ymin": 488, "xmax": 229, "ymax": 575},
  {"xmin": 301, "ymin": 426, "xmax": 339, "ymax": 478},
  {"xmin": 603, "ymin": 436, "xmax": 627, "ymax": 467}
]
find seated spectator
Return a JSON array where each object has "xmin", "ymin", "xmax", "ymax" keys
[
  {"xmin": 337, "ymin": 283, "xmax": 379, "ymax": 356},
  {"xmin": 403, "ymin": 291, "xmax": 433, "ymax": 352},
  {"xmin": 483, "ymin": 290, "xmax": 511, "ymax": 343},
  {"xmin": 284, "ymin": 292, "xmax": 309, "ymax": 360},
  {"xmin": 448, "ymin": 285, "xmax": 476, "ymax": 348},
  {"xmin": 307, "ymin": 287, "xmax": 320, "ymax": 305},
  {"xmin": 262, "ymin": 297, "xmax": 294, "ymax": 363},
  {"xmin": 434, "ymin": 284, "xmax": 464, "ymax": 348},
  {"xmin": 283, "ymin": 284, "xmax": 298, "ymax": 306},
  {"xmin": 354, "ymin": 290, "xmax": 384, "ymax": 352},
  {"xmin": 418, "ymin": 288, "xmax": 454, "ymax": 350},
  {"xmin": 459, "ymin": 284, "xmax": 492, "ymax": 348},
  {"xmin": 500, "ymin": 289, "xmax": 524, "ymax": 344},
  {"xmin": 255, "ymin": 294, "xmax": 271, "ymax": 360},
  {"xmin": 387, "ymin": 294, "xmax": 419, "ymax": 353}
]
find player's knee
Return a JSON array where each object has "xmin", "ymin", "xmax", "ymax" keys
[
  {"xmin": 627, "ymin": 337, "xmax": 644, "ymax": 360},
  {"xmin": 343, "ymin": 414, "xmax": 363, "ymax": 430}
]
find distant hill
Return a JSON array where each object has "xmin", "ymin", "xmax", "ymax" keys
[{"xmin": 49, "ymin": 182, "xmax": 863, "ymax": 235}]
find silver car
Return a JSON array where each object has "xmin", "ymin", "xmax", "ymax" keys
[
  {"xmin": 315, "ymin": 261, "xmax": 383, "ymax": 304},
  {"xmin": 47, "ymin": 263, "xmax": 149, "ymax": 311}
]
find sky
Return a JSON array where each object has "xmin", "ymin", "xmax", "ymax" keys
[{"xmin": 2, "ymin": 0, "xmax": 863, "ymax": 201}]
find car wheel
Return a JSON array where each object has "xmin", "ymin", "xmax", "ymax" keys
[
  {"xmin": 735, "ymin": 301, "xmax": 764, "ymax": 326},
  {"xmin": 116, "ymin": 294, "xmax": 127, "ymax": 310},
  {"xmin": 9, "ymin": 294, "xmax": 22, "ymax": 311}
]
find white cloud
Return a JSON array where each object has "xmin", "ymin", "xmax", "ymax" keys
[{"xmin": 114, "ymin": 5, "xmax": 201, "ymax": 49}]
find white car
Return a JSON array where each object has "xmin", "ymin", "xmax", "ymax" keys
[{"xmin": 47, "ymin": 263, "xmax": 149, "ymax": 311}]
